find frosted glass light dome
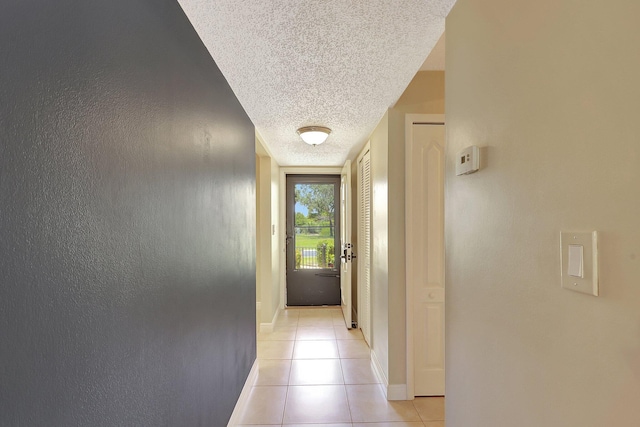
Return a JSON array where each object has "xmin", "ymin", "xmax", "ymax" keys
[{"xmin": 297, "ymin": 126, "xmax": 331, "ymax": 146}]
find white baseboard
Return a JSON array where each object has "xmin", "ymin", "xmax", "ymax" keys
[
  {"xmin": 371, "ymin": 349, "xmax": 388, "ymax": 390},
  {"xmin": 387, "ymin": 383, "xmax": 408, "ymax": 401},
  {"xmin": 370, "ymin": 350, "xmax": 407, "ymax": 401},
  {"xmin": 259, "ymin": 306, "xmax": 280, "ymax": 333},
  {"xmin": 227, "ymin": 359, "xmax": 258, "ymax": 427}
]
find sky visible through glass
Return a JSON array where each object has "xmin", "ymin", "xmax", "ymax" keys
[{"xmin": 295, "ymin": 202, "xmax": 308, "ymax": 216}]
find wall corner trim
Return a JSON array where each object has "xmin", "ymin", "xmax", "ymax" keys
[
  {"xmin": 259, "ymin": 307, "xmax": 280, "ymax": 334},
  {"xmin": 371, "ymin": 350, "xmax": 388, "ymax": 390},
  {"xmin": 371, "ymin": 350, "xmax": 407, "ymax": 400},
  {"xmin": 387, "ymin": 384, "xmax": 408, "ymax": 401},
  {"xmin": 226, "ymin": 359, "xmax": 259, "ymax": 427}
]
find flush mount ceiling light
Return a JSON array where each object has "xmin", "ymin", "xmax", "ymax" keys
[{"xmin": 297, "ymin": 126, "xmax": 331, "ymax": 146}]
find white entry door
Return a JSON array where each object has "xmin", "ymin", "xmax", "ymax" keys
[
  {"xmin": 340, "ymin": 160, "xmax": 353, "ymax": 328},
  {"xmin": 407, "ymin": 120, "xmax": 445, "ymax": 396}
]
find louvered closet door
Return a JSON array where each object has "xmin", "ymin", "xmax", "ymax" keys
[{"xmin": 358, "ymin": 148, "xmax": 371, "ymax": 345}]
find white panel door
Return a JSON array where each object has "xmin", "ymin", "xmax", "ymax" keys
[
  {"xmin": 410, "ymin": 123, "xmax": 445, "ymax": 396},
  {"xmin": 358, "ymin": 148, "xmax": 372, "ymax": 345},
  {"xmin": 340, "ymin": 160, "xmax": 353, "ymax": 328}
]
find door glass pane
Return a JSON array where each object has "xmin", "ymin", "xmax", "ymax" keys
[{"xmin": 294, "ymin": 183, "xmax": 335, "ymax": 269}]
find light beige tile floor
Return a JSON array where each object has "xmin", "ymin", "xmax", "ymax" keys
[{"xmin": 237, "ymin": 306, "xmax": 445, "ymax": 427}]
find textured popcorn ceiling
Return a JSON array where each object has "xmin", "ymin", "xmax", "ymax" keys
[{"xmin": 177, "ymin": 0, "xmax": 455, "ymax": 166}]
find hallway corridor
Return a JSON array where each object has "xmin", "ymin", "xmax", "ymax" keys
[{"xmin": 237, "ymin": 307, "xmax": 445, "ymax": 426}]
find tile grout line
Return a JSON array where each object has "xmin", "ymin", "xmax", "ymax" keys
[
  {"xmin": 340, "ymin": 346, "xmax": 355, "ymax": 426},
  {"xmin": 278, "ymin": 316, "xmax": 296, "ymax": 426},
  {"xmin": 264, "ymin": 308, "xmax": 382, "ymax": 426}
]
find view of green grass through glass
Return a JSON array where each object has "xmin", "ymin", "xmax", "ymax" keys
[{"xmin": 294, "ymin": 183, "xmax": 335, "ymax": 269}]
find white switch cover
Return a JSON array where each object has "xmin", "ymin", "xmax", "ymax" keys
[
  {"xmin": 560, "ymin": 231, "xmax": 598, "ymax": 296},
  {"xmin": 567, "ymin": 245, "xmax": 584, "ymax": 278}
]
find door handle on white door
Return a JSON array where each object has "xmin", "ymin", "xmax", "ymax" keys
[{"xmin": 341, "ymin": 243, "xmax": 356, "ymax": 261}]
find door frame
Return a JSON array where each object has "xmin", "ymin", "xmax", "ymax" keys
[
  {"xmin": 340, "ymin": 160, "xmax": 353, "ymax": 328},
  {"xmin": 279, "ymin": 167, "xmax": 342, "ymax": 309},
  {"xmin": 405, "ymin": 114, "xmax": 445, "ymax": 400},
  {"xmin": 285, "ymin": 174, "xmax": 341, "ymax": 306}
]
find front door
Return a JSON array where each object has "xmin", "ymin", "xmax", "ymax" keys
[{"xmin": 286, "ymin": 175, "xmax": 341, "ymax": 306}]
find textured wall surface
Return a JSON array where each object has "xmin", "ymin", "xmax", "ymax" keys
[
  {"xmin": 0, "ymin": 1, "xmax": 256, "ymax": 426},
  {"xmin": 446, "ymin": 0, "xmax": 640, "ymax": 425}
]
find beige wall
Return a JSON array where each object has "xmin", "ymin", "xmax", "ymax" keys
[
  {"xmin": 446, "ymin": 0, "xmax": 640, "ymax": 425},
  {"xmin": 394, "ymin": 70, "xmax": 445, "ymax": 114},
  {"xmin": 392, "ymin": 71, "xmax": 446, "ymax": 386},
  {"xmin": 256, "ymin": 135, "xmax": 281, "ymax": 325},
  {"xmin": 386, "ymin": 108, "xmax": 407, "ymax": 385},
  {"xmin": 256, "ymin": 154, "xmax": 261, "ymax": 304},
  {"xmin": 366, "ymin": 69, "xmax": 446, "ymax": 388},
  {"xmin": 256, "ymin": 154, "xmax": 261, "ymax": 305},
  {"xmin": 256, "ymin": 154, "xmax": 271, "ymax": 322},
  {"xmin": 370, "ymin": 111, "xmax": 390, "ymax": 381},
  {"xmin": 270, "ymin": 156, "xmax": 281, "ymax": 316}
]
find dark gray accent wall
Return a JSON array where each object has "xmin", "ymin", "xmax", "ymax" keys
[{"xmin": 0, "ymin": 1, "xmax": 256, "ymax": 426}]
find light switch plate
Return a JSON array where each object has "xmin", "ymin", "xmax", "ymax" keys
[
  {"xmin": 560, "ymin": 231, "xmax": 598, "ymax": 296},
  {"xmin": 567, "ymin": 244, "xmax": 584, "ymax": 277}
]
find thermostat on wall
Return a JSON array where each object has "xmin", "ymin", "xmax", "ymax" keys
[{"xmin": 456, "ymin": 145, "xmax": 480, "ymax": 176}]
